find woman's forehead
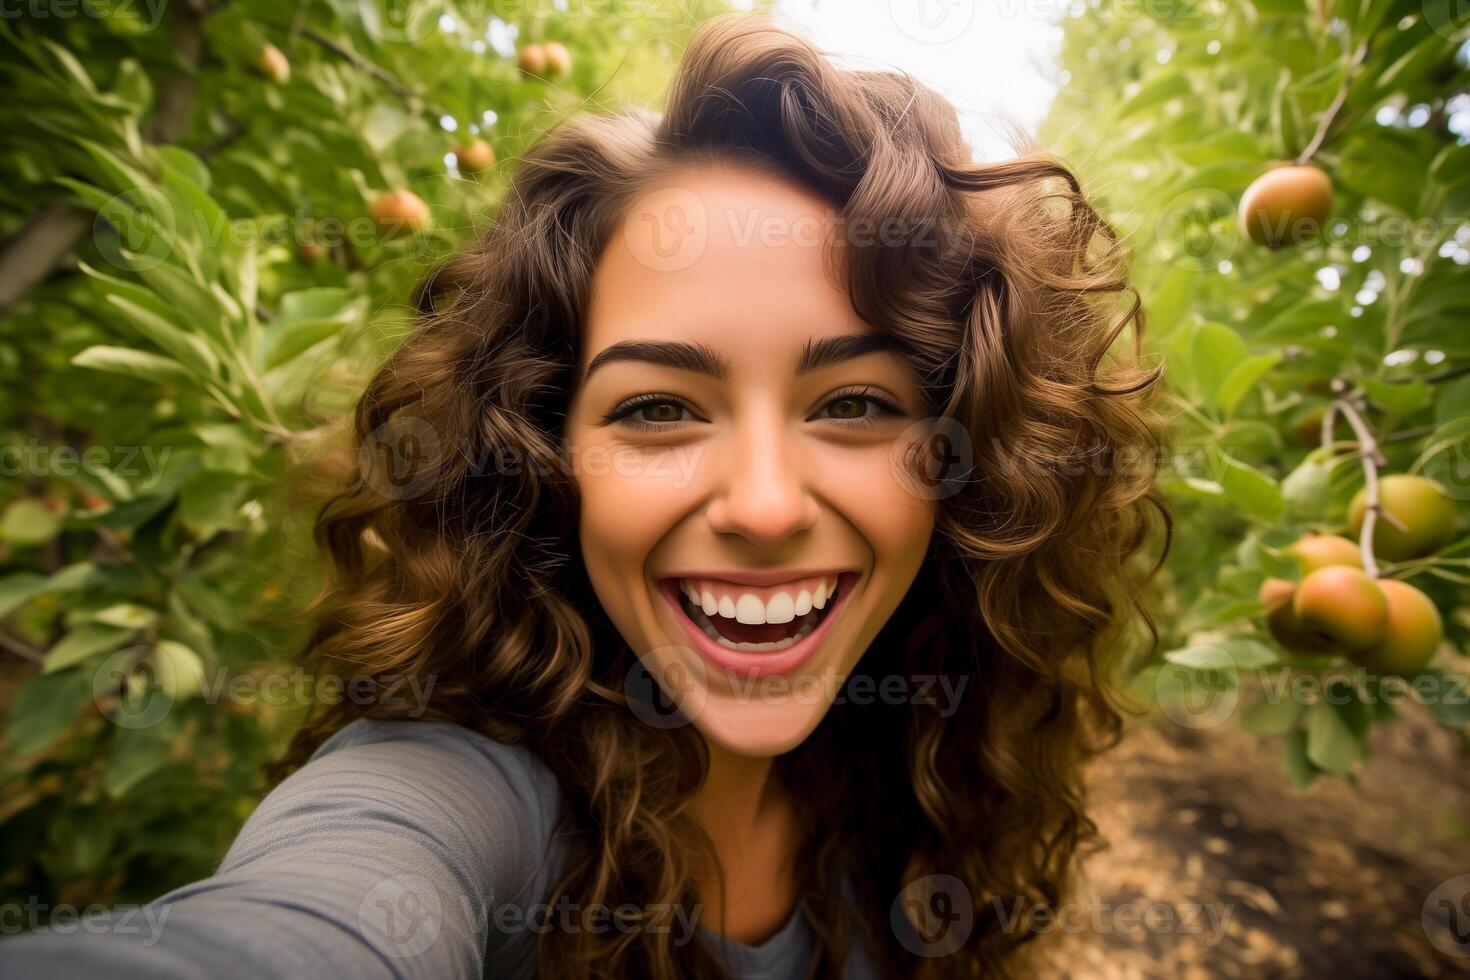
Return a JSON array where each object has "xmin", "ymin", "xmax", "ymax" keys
[{"xmin": 584, "ymin": 165, "xmax": 864, "ymax": 363}]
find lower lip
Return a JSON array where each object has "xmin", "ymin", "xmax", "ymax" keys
[{"xmin": 658, "ymin": 573, "xmax": 858, "ymax": 681}]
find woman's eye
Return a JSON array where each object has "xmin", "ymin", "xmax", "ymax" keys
[
  {"xmin": 824, "ymin": 396, "xmax": 869, "ymax": 420},
  {"xmin": 635, "ymin": 401, "xmax": 687, "ymax": 424},
  {"xmin": 605, "ymin": 397, "xmax": 696, "ymax": 429},
  {"xmin": 815, "ymin": 393, "xmax": 902, "ymax": 424}
]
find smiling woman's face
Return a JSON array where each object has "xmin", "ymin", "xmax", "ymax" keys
[{"xmin": 565, "ymin": 163, "xmax": 936, "ymax": 757}]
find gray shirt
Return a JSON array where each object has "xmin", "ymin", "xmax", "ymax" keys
[{"xmin": 0, "ymin": 717, "xmax": 882, "ymax": 978}]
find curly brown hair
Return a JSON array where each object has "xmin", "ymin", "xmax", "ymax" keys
[{"xmin": 266, "ymin": 12, "xmax": 1172, "ymax": 978}]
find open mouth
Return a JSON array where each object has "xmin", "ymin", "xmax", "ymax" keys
[{"xmin": 665, "ymin": 572, "xmax": 856, "ymax": 652}]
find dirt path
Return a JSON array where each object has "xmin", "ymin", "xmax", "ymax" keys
[{"xmin": 1025, "ymin": 693, "xmax": 1470, "ymax": 978}]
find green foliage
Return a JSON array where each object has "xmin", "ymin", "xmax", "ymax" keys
[
  {"xmin": 0, "ymin": 0, "xmax": 742, "ymax": 918},
  {"xmin": 1042, "ymin": 1, "xmax": 1470, "ymax": 788}
]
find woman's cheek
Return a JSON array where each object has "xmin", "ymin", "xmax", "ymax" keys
[{"xmin": 807, "ymin": 437, "xmax": 936, "ymax": 552}]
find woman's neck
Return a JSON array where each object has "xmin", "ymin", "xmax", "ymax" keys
[{"xmin": 688, "ymin": 739, "xmax": 802, "ymax": 945}]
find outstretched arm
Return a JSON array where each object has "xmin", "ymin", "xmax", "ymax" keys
[{"xmin": 0, "ymin": 717, "xmax": 561, "ymax": 979}]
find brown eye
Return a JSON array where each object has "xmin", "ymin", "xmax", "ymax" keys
[
  {"xmin": 639, "ymin": 402, "xmax": 685, "ymax": 423},
  {"xmin": 825, "ymin": 397, "xmax": 868, "ymax": 419}
]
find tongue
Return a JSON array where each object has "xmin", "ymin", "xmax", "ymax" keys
[
  {"xmin": 710, "ymin": 605, "xmax": 824, "ymax": 644},
  {"xmin": 717, "ymin": 619, "xmax": 802, "ymax": 644}
]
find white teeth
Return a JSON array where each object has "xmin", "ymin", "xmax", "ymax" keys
[
  {"xmin": 812, "ymin": 581, "xmax": 828, "ymax": 610},
  {"xmin": 734, "ymin": 594, "xmax": 766, "ymax": 625},
  {"xmin": 765, "ymin": 591, "xmax": 795, "ymax": 624},
  {"xmin": 677, "ymin": 583, "xmax": 823, "ymax": 652},
  {"xmin": 717, "ymin": 595, "xmax": 736, "ymax": 619},
  {"xmin": 701, "ymin": 590, "xmax": 718, "ymax": 617},
  {"xmin": 794, "ymin": 590, "xmax": 812, "ymax": 616}
]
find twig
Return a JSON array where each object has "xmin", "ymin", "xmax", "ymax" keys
[
  {"xmin": 299, "ymin": 28, "xmax": 420, "ymax": 105},
  {"xmin": 0, "ymin": 632, "xmax": 45, "ymax": 665},
  {"xmin": 1380, "ymin": 425, "xmax": 1438, "ymax": 444},
  {"xmin": 1296, "ymin": 41, "xmax": 1371, "ymax": 165},
  {"xmin": 1330, "ymin": 384, "xmax": 1402, "ymax": 578},
  {"xmin": 199, "ymin": 115, "xmax": 250, "ymax": 160}
]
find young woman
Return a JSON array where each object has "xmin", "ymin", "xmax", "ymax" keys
[{"xmin": 0, "ymin": 13, "xmax": 1169, "ymax": 979}]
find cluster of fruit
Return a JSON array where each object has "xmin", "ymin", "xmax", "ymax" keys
[
  {"xmin": 1259, "ymin": 475, "xmax": 1457, "ymax": 676},
  {"xmin": 243, "ymin": 38, "xmax": 574, "ymax": 250},
  {"xmin": 516, "ymin": 41, "xmax": 573, "ymax": 79}
]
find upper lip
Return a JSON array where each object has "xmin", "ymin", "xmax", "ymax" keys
[{"xmin": 658, "ymin": 568, "xmax": 856, "ymax": 588}]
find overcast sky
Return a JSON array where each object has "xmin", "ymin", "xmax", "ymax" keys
[{"xmin": 771, "ymin": 0, "xmax": 1065, "ymax": 161}]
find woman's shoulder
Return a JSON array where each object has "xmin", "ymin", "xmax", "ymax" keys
[
  {"xmin": 224, "ymin": 714, "xmax": 571, "ymax": 905},
  {"xmin": 0, "ymin": 715, "xmax": 570, "ymax": 979},
  {"xmin": 305, "ymin": 715, "xmax": 562, "ymax": 810}
]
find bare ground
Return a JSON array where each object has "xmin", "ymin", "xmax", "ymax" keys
[{"xmin": 1023, "ymin": 695, "xmax": 1470, "ymax": 979}]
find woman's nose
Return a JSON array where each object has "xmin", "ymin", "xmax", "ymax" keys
[{"xmin": 704, "ymin": 416, "xmax": 819, "ymax": 547}]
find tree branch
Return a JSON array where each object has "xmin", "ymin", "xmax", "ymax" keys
[
  {"xmin": 299, "ymin": 28, "xmax": 420, "ymax": 105},
  {"xmin": 1296, "ymin": 41, "xmax": 1371, "ymax": 165},
  {"xmin": 0, "ymin": 0, "xmax": 208, "ymax": 320},
  {"xmin": 1328, "ymin": 383, "xmax": 1407, "ymax": 578},
  {"xmin": 0, "ymin": 631, "xmax": 45, "ymax": 665}
]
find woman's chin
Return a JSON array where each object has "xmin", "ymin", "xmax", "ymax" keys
[{"xmin": 690, "ymin": 692, "xmax": 832, "ymax": 758}]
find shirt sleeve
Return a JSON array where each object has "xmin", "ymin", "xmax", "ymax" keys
[{"xmin": 0, "ymin": 717, "xmax": 563, "ymax": 980}]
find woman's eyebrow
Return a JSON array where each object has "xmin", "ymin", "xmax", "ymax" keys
[{"xmin": 582, "ymin": 333, "xmax": 906, "ymax": 382}]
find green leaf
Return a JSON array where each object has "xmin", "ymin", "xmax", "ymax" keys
[
  {"xmin": 1145, "ymin": 265, "xmax": 1198, "ymax": 336},
  {"xmin": 84, "ymin": 603, "xmax": 159, "ymax": 631},
  {"xmin": 1363, "ymin": 378, "xmax": 1431, "ymax": 417},
  {"xmin": 1436, "ymin": 376, "xmax": 1470, "ymax": 429},
  {"xmin": 1217, "ymin": 353, "xmax": 1281, "ymax": 416},
  {"xmin": 1242, "ymin": 695, "xmax": 1306, "ymax": 736},
  {"xmin": 1282, "ymin": 728, "xmax": 1318, "ymax": 789},
  {"xmin": 104, "ymin": 722, "xmax": 179, "ymax": 798},
  {"xmin": 1190, "ymin": 322, "xmax": 1248, "ymax": 407},
  {"xmin": 104, "ymin": 295, "xmax": 221, "ymax": 378},
  {"xmin": 1305, "ymin": 699, "xmax": 1363, "ymax": 774},
  {"xmin": 7, "ymin": 668, "xmax": 94, "ymax": 756},
  {"xmin": 153, "ymin": 640, "xmax": 206, "ymax": 700},
  {"xmin": 1338, "ymin": 129, "xmax": 1433, "ymax": 215},
  {"xmin": 1419, "ymin": 669, "xmax": 1470, "ymax": 728},
  {"xmin": 111, "ymin": 58, "xmax": 152, "ymax": 111},
  {"xmin": 0, "ymin": 499, "xmax": 64, "ymax": 546},
  {"xmin": 177, "ymin": 470, "xmax": 252, "ymax": 538},
  {"xmin": 1255, "ymin": 299, "xmax": 1344, "ymax": 342},
  {"xmin": 1118, "ymin": 70, "xmax": 1190, "ymax": 119},
  {"xmin": 135, "ymin": 262, "xmax": 228, "ymax": 344},
  {"xmin": 0, "ymin": 563, "xmax": 98, "ymax": 619},
  {"xmin": 1163, "ymin": 637, "xmax": 1278, "ymax": 672},
  {"xmin": 39, "ymin": 38, "xmax": 99, "ymax": 94},
  {"xmin": 72, "ymin": 345, "xmax": 197, "ymax": 387},
  {"xmin": 44, "ymin": 624, "xmax": 138, "ymax": 674},
  {"xmin": 263, "ymin": 318, "xmax": 351, "ymax": 368},
  {"xmin": 1207, "ymin": 448, "xmax": 1284, "ymax": 521},
  {"xmin": 1282, "ymin": 458, "xmax": 1332, "ymax": 514}
]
